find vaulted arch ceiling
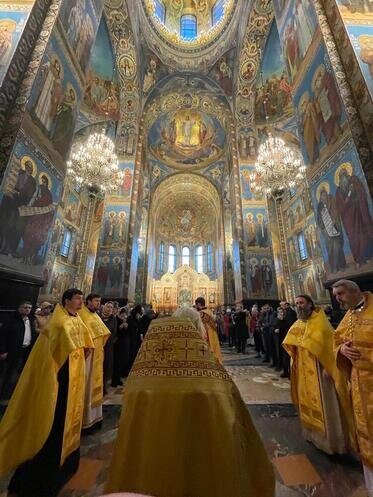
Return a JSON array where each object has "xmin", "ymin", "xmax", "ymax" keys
[{"xmin": 150, "ymin": 173, "xmax": 221, "ymax": 245}]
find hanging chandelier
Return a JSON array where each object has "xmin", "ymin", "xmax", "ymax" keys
[
  {"xmin": 249, "ymin": 131, "xmax": 306, "ymax": 197},
  {"xmin": 67, "ymin": 129, "xmax": 123, "ymax": 196}
]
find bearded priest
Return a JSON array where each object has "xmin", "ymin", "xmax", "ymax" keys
[
  {"xmin": 79, "ymin": 293, "xmax": 111, "ymax": 431},
  {"xmin": 105, "ymin": 310, "xmax": 274, "ymax": 497},
  {"xmin": 283, "ymin": 294, "xmax": 352, "ymax": 455},
  {"xmin": 0, "ymin": 288, "xmax": 94, "ymax": 497}
]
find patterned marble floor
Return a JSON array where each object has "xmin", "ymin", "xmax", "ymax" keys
[{"xmin": 0, "ymin": 346, "xmax": 368, "ymax": 497}]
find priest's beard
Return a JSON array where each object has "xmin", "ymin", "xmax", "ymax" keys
[{"xmin": 297, "ymin": 308, "xmax": 313, "ymax": 320}]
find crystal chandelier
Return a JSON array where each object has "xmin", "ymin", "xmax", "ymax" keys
[
  {"xmin": 67, "ymin": 129, "xmax": 122, "ymax": 196},
  {"xmin": 249, "ymin": 131, "xmax": 306, "ymax": 197}
]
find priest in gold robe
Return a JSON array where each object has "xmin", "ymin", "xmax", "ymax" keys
[
  {"xmin": 105, "ymin": 315, "xmax": 275, "ymax": 497},
  {"xmin": 332, "ymin": 279, "xmax": 373, "ymax": 497},
  {"xmin": 195, "ymin": 296, "xmax": 222, "ymax": 363},
  {"xmin": 283, "ymin": 294, "xmax": 351, "ymax": 455},
  {"xmin": 79, "ymin": 293, "xmax": 110, "ymax": 431},
  {"xmin": 0, "ymin": 288, "xmax": 94, "ymax": 497}
]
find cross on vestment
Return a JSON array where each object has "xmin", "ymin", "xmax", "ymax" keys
[
  {"xmin": 178, "ymin": 340, "xmax": 196, "ymax": 360},
  {"xmin": 154, "ymin": 340, "xmax": 174, "ymax": 360}
]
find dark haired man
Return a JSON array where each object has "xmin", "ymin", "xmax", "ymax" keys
[
  {"xmin": 0, "ymin": 289, "xmax": 94, "ymax": 497},
  {"xmin": 195, "ymin": 297, "xmax": 222, "ymax": 363},
  {"xmin": 0, "ymin": 301, "xmax": 36, "ymax": 403},
  {"xmin": 282, "ymin": 295, "xmax": 351, "ymax": 455},
  {"xmin": 79, "ymin": 293, "xmax": 110, "ymax": 431}
]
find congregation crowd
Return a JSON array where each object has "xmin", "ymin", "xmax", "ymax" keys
[
  {"xmin": 214, "ymin": 301, "xmax": 298, "ymax": 378},
  {"xmin": 0, "ymin": 280, "xmax": 371, "ymax": 497}
]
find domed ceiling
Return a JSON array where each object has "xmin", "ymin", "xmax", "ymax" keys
[
  {"xmin": 143, "ymin": 0, "xmax": 235, "ymax": 48},
  {"xmin": 137, "ymin": 0, "xmax": 245, "ymax": 71}
]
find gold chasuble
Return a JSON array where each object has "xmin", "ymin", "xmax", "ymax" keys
[
  {"xmin": 199, "ymin": 307, "xmax": 222, "ymax": 363},
  {"xmin": 334, "ymin": 292, "xmax": 373, "ymax": 468},
  {"xmin": 0, "ymin": 304, "xmax": 94, "ymax": 478},
  {"xmin": 283, "ymin": 308, "xmax": 351, "ymax": 455},
  {"xmin": 106, "ymin": 317, "xmax": 274, "ymax": 497},
  {"xmin": 78, "ymin": 306, "xmax": 111, "ymax": 429}
]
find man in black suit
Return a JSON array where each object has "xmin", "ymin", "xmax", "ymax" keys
[{"xmin": 0, "ymin": 301, "xmax": 37, "ymax": 403}]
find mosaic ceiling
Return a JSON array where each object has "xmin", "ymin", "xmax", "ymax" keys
[
  {"xmin": 151, "ymin": 173, "xmax": 221, "ymax": 244},
  {"xmin": 137, "ymin": 0, "xmax": 246, "ymax": 71},
  {"xmin": 148, "ymin": 108, "xmax": 226, "ymax": 169}
]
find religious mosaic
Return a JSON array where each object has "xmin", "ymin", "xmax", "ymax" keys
[
  {"xmin": 0, "ymin": 1, "xmax": 34, "ymax": 85},
  {"xmin": 148, "ymin": 109, "xmax": 226, "ymax": 169},
  {"xmin": 310, "ymin": 143, "xmax": 373, "ymax": 280},
  {"xmin": 0, "ymin": 134, "xmax": 62, "ymax": 278}
]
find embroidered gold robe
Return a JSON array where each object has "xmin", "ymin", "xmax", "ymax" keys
[
  {"xmin": 283, "ymin": 308, "xmax": 351, "ymax": 454},
  {"xmin": 78, "ymin": 305, "xmax": 111, "ymax": 429},
  {"xmin": 334, "ymin": 291, "xmax": 373, "ymax": 468},
  {"xmin": 0, "ymin": 304, "xmax": 94, "ymax": 478},
  {"xmin": 199, "ymin": 307, "xmax": 222, "ymax": 363},
  {"xmin": 106, "ymin": 317, "xmax": 274, "ymax": 497}
]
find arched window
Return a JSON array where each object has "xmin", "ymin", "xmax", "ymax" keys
[
  {"xmin": 60, "ymin": 229, "xmax": 72, "ymax": 258},
  {"xmin": 207, "ymin": 243, "xmax": 213, "ymax": 272},
  {"xmin": 154, "ymin": 0, "xmax": 166, "ymax": 22},
  {"xmin": 212, "ymin": 0, "xmax": 225, "ymax": 25},
  {"xmin": 159, "ymin": 242, "xmax": 165, "ymax": 272},
  {"xmin": 168, "ymin": 244, "xmax": 176, "ymax": 273},
  {"xmin": 182, "ymin": 246, "xmax": 190, "ymax": 266},
  {"xmin": 196, "ymin": 245, "xmax": 204, "ymax": 273},
  {"xmin": 297, "ymin": 232, "xmax": 308, "ymax": 261},
  {"xmin": 180, "ymin": 14, "xmax": 197, "ymax": 40}
]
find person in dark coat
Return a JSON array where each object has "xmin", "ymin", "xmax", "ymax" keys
[
  {"xmin": 0, "ymin": 301, "xmax": 37, "ymax": 402},
  {"xmin": 100, "ymin": 302, "xmax": 117, "ymax": 392},
  {"xmin": 280, "ymin": 301, "xmax": 297, "ymax": 327},
  {"xmin": 139, "ymin": 309, "xmax": 156, "ymax": 339},
  {"xmin": 127, "ymin": 305, "xmax": 143, "ymax": 373},
  {"xmin": 271, "ymin": 308, "xmax": 290, "ymax": 372},
  {"xmin": 234, "ymin": 304, "xmax": 249, "ymax": 354},
  {"xmin": 112, "ymin": 308, "xmax": 130, "ymax": 386},
  {"xmin": 259, "ymin": 304, "xmax": 276, "ymax": 364}
]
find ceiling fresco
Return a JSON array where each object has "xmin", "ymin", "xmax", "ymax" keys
[
  {"xmin": 148, "ymin": 108, "xmax": 226, "ymax": 169},
  {"xmin": 156, "ymin": 193, "xmax": 215, "ymax": 244},
  {"xmin": 135, "ymin": 0, "xmax": 246, "ymax": 72},
  {"xmin": 151, "ymin": 173, "xmax": 221, "ymax": 245}
]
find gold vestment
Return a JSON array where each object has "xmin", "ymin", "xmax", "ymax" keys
[
  {"xmin": 79, "ymin": 306, "xmax": 110, "ymax": 408},
  {"xmin": 106, "ymin": 316, "xmax": 274, "ymax": 497},
  {"xmin": 0, "ymin": 304, "xmax": 94, "ymax": 478},
  {"xmin": 283, "ymin": 308, "xmax": 351, "ymax": 453},
  {"xmin": 199, "ymin": 307, "xmax": 222, "ymax": 363},
  {"xmin": 334, "ymin": 292, "xmax": 373, "ymax": 468}
]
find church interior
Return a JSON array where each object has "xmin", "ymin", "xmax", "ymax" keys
[{"xmin": 0, "ymin": 0, "xmax": 373, "ymax": 495}]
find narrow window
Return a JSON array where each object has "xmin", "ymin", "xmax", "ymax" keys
[
  {"xmin": 180, "ymin": 14, "xmax": 197, "ymax": 40},
  {"xmin": 159, "ymin": 242, "xmax": 165, "ymax": 271},
  {"xmin": 182, "ymin": 246, "xmax": 190, "ymax": 266},
  {"xmin": 168, "ymin": 244, "xmax": 176, "ymax": 273},
  {"xmin": 207, "ymin": 243, "xmax": 213, "ymax": 272},
  {"xmin": 212, "ymin": 0, "xmax": 225, "ymax": 25},
  {"xmin": 297, "ymin": 232, "xmax": 308, "ymax": 261},
  {"xmin": 60, "ymin": 229, "xmax": 72, "ymax": 258},
  {"xmin": 154, "ymin": 0, "xmax": 166, "ymax": 22},
  {"xmin": 196, "ymin": 245, "xmax": 204, "ymax": 273}
]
